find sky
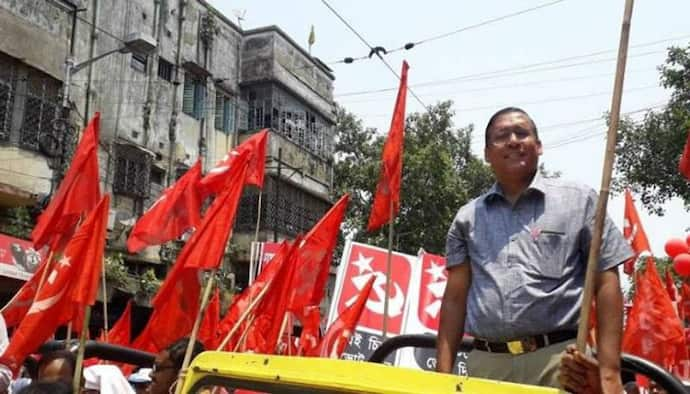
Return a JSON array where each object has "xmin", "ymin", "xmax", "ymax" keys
[{"xmin": 209, "ymin": 0, "xmax": 690, "ymax": 264}]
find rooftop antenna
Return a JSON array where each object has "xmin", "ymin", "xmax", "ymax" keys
[{"xmin": 232, "ymin": 9, "xmax": 246, "ymax": 28}]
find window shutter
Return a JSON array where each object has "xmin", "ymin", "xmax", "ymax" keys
[
  {"xmin": 214, "ymin": 92, "xmax": 223, "ymax": 130},
  {"xmin": 182, "ymin": 73, "xmax": 195, "ymax": 116}
]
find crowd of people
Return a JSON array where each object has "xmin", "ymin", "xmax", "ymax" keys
[{"xmin": 0, "ymin": 313, "xmax": 204, "ymax": 394}]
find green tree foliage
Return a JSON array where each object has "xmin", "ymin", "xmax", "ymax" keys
[
  {"xmin": 333, "ymin": 101, "xmax": 494, "ymax": 256},
  {"xmin": 613, "ymin": 45, "xmax": 690, "ymax": 215}
]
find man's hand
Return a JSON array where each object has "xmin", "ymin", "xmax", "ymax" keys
[
  {"xmin": 560, "ymin": 344, "xmax": 601, "ymax": 393},
  {"xmin": 436, "ymin": 263, "xmax": 470, "ymax": 374}
]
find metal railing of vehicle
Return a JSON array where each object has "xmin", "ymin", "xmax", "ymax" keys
[{"xmin": 367, "ymin": 334, "xmax": 689, "ymax": 394}]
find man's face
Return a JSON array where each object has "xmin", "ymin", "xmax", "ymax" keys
[
  {"xmin": 484, "ymin": 112, "xmax": 542, "ymax": 180},
  {"xmin": 148, "ymin": 351, "xmax": 177, "ymax": 394},
  {"xmin": 37, "ymin": 359, "xmax": 73, "ymax": 385}
]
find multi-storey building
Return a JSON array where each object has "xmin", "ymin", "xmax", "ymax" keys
[{"xmin": 0, "ymin": 0, "xmax": 336, "ymax": 325}]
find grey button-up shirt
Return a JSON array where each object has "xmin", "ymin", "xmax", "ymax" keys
[{"xmin": 446, "ymin": 173, "xmax": 633, "ymax": 342}]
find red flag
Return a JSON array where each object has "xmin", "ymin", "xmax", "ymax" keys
[
  {"xmin": 198, "ymin": 289, "xmax": 220, "ymax": 350},
  {"xmin": 183, "ymin": 152, "xmax": 249, "ymax": 270},
  {"xmin": 367, "ymin": 61, "xmax": 409, "ymax": 232},
  {"xmin": 681, "ymin": 283, "xmax": 690, "ymax": 320},
  {"xmin": 623, "ymin": 259, "xmax": 687, "ymax": 371},
  {"xmin": 246, "ymin": 236, "xmax": 302, "ymax": 355},
  {"xmin": 200, "ymin": 129, "xmax": 268, "ymax": 197},
  {"xmin": 288, "ymin": 195, "xmax": 349, "ymax": 317},
  {"xmin": 31, "ymin": 113, "xmax": 101, "ymax": 251},
  {"xmin": 135, "ymin": 155, "xmax": 248, "ymax": 352},
  {"xmin": 312, "ymin": 275, "xmax": 375, "ymax": 358},
  {"xmin": 622, "ymin": 189, "xmax": 652, "ymax": 274},
  {"xmin": 106, "ymin": 299, "xmax": 133, "ymax": 346},
  {"xmin": 665, "ymin": 269, "xmax": 682, "ymax": 319},
  {"xmin": 127, "ymin": 159, "xmax": 202, "ymax": 253},
  {"xmin": 679, "ymin": 129, "xmax": 690, "ymax": 180},
  {"xmin": 0, "ymin": 195, "xmax": 110, "ymax": 372},
  {"xmin": 297, "ymin": 305, "xmax": 321, "ymax": 356},
  {"xmin": 216, "ymin": 242, "xmax": 290, "ymax": 351},
  {"xmin": 1, "ymin": 255, "xmax": 51, "ymax": 327}
]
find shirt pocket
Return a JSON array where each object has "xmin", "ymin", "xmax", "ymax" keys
[{"xmin": 533, "ymin": 227, "xmax": 567, "ymax": 279}]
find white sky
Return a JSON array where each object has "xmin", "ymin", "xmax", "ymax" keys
[{"xmin": 209, "ymin": 0, "xmax": 690, "ymax": 266}]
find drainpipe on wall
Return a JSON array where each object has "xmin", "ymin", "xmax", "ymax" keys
[
  {"xmin": 167, "ymin": 0, "xmax": 186, "ymax": 186},
  {"xmin": 83, "ymin": 0, "xmax": 99, "ymax": 127},
  {"xmin": 142, "ymin": 0, "xmax": 161, "ymax": 149}
]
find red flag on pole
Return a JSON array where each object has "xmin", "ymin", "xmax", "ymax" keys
[
  {"xmin": 106, "ymin": 299, "xmax": 133, "ymax": 346},
  {"xmin": 679, "ymin": 129, "xmax": 690, "ymax": 180},
  {"xmin": 182, "ymin": 151, "xmax": 249, "ymax": 271},
  {"xmin": 311, "ymin": 275, "xmax": 375, "ymax": 358},
  {"xmin": 200, "ymin": 129, "xmax": 268, "ymax": 197},
  {"xmin": 31, "ymin": 113, "xmax": 101, "ymax": 251},
  {"xmin": 681, "ymin": 283, "xmax": 690, "ymax": 320},
  {"xmin": 367, "ymin": 61, "xmax": 409, "ymax": 232},
  {"xmin": 297, "ymin": 305, "xmax": 321, "ymax": 356},
  {"xmin": 623, "ymin": 259, "xmax": 687, "ymax": 371},
  {"xmin": 216, "ymin": 242, "xmax": 290, "ymax": 350},
  {"xmin": 198, "ymin": 288, "xmax": 220, "ymax": 350},
  {"xmin": 665, "ymin": 269, "xmax": 682, "ymax": 319},
  {"xmin": 127, "ymin": 159, "xmax": 202, "ymax": 253},
  {"xmin": 1, "ymin": 256, "xmax": 51, "ymax": 327},
  {"xmin": 622, "ymin": 189, "xmax": 652, "ymax": 274},
  {"xmin": 134, "ymin": 155, "xmax": 249, "ymax": 352},
  {"xmin": 287, "ymin": 195, "xmax": 349, "ymax": 318},
  {"xmin": 0, "ymin": 195, "xmax": 110, "ymax": 372},
  {"xmin": 246, "ymin": 236, "xmax": 302, "ymax": 355}
]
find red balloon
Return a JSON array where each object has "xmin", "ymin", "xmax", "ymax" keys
[
  {"xmin": 686, "ymin": 234, "xmax": 690, "ymax": 249},
  {"xmin": 665, "ymin": 237, "xmax": 689, "ymax": 258},
  {"xmin": 674, "ymin": 253, "xmax": 690, "ymax": 277}
]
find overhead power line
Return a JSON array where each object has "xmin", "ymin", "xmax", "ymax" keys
[
  {"xmin": 327, "ymin": 0, "xmax": 567, "ymax": 65},
  {"xmin": 335, "ymin": 32, "xmax": 690, "ymax": 97},
  {"xmin": 320, "ymin": 0, "xmax": 431, "ymax": 112}
]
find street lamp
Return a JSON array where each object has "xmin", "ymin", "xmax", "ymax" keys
[{"xmin": 61, "ymin": 32, "xmax": 158, "ymax": 109}]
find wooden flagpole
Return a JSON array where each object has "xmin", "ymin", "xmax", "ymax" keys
[
  {"xmin": 254, "ymin": 191, "xmax": 263, "ymax": 243},
  {"xmin": 174, "ymin": 272, "xmax": 216, "ymax": 394},
  {"xmin": 382, "ymin": 198, "xmax": 394, "ymax": 338},
  {"xmin": 232, "ymin": 314, "xmax": 256, "ymax": 352},
  {"xmin": 576, "ymin": 0, "xmax": 635, "ymax": 352},
  {"xmin": 275, "ymin": 313, "xmax": 290, "ymax": 354},
  {"xmin": 72, "ymin": 305, "xmax": 91, "ymax": 393},
  {"xmin": 216, "ymin": 279, "xmax": 273, "ymax": 351},
  {"xmin": 101, "ymin": 258, "xmax": 109, "ymax": 342}
]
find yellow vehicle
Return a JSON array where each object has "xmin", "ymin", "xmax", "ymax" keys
[{"xmin": 180, "ymin": 351, "xmax": 558, "ymax": 393}]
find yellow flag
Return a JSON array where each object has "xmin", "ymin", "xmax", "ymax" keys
[{"xmin": 308, "ymin": 25, "xmax": 316, "ymax": 47}]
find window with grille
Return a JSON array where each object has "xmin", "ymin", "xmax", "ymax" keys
[
  {"xmin": 113, "ymin": 144, "xmax": 152, "ymax": 200},
  {"xmin": 0, "ymin": 79, "xmax": 14, "ymax": 142},
  {"xmin": 235, "ymin": 176, "xmax": 330, "ymax": 236},
  {"xmin": 20, "ymin": 78, "xmax": 60, "ymax": 152},
  {"xmin": 183, "ymin": 72, "xmax": 206, "ymax": 119},
  {"xmin": 214, "ymin": 92, "xmax": 234, "ymax": 134},
  {"xmin": 157, "ymin": 58, "xmax": 174, "ymax": 82}
]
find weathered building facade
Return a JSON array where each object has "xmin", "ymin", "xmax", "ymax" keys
[{"xmin": 0, "ymin": 0, "xmax": 336, "ymax": 307}]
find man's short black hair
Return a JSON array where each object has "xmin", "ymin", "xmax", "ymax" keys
[
  {"xmin": 485, "ymin": 107, "xmax": 539, "ymax": 147},
  {"xmin": 17, "ymin": 381, "xmax": 73, "ymax": 394},
  {"xmin": 37, "ymin": 350, "xmax": 76, "ymax": 375},
  {"xmin": 165, "ymin": 338, "xmax": 205, "ymax": 371}
]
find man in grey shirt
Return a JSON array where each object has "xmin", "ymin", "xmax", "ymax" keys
[{"xmin": 436, "ymin": 107, "xmax": 633, "ymax": 393}]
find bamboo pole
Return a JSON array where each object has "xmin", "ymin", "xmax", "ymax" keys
[
  {"xmin": 32, "ymin": 251, "xmax": 56, "ymax": 302},
  {"xmin": 216, "ymin": 279, "xmax": 273, "ymax": 351},
  {"xmin": 254, "ymin": 191, "xmax": 263, "ymax": 243},
  {"xmin": 100, "ymin": 258, "xmax": 109, "ymax": 342},
  {"xmin": 174, "ymin": 273, "xmax": 216, "ymax": 394},
  {"xmin": 576, "ymin": 0, "xmax": 635, "ymax": 352},
  {"xmin": 275, "ymin": 313, "xmax": 290, "ymax": 354},
  {"xmin": 382, "ymin": 198, "xmax": 395, "ymax": 338},
  {"xmin": 232, "ymin": 314, "xmax": 256, "ymax": 352},
  {"xmin": 72, "ymin": 306, "xmax": 91, "ymax": 393},
  {"xmin": 64, "ymin": 322, "xmax": 73, "ymax": 349}
]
